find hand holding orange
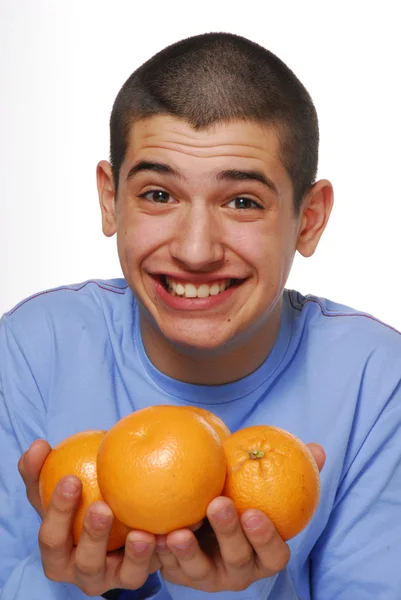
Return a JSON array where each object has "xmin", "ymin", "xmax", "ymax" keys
[
  {"xmin": 38, "ymin": 406, "xmax": 321, "ymax": 547},
  {"xmin": 38, "ymin": 430, "xmax": 130, "ymax": 551}
]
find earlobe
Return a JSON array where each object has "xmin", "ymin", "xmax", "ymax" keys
[
  {"xmin": 97, "ymin": 160, "xmax": 117, "ymax": 237},
  {"xmin": 296, "ymin": 179, "xmax": 334, "ymax": 257}
]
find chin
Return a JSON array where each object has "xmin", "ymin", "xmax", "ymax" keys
[{"xmin": 160, "ymin": 322, "xmax": 235, "ymax": 355}]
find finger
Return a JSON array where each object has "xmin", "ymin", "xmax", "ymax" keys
[
  {"xmin": 306, "ymin": 442, "xmax": 326, "ymax": 472},
  {"xmin": 166, "ymin": 529, "xmax": 214, "ymax": 584},
  {"xmin": 207, "ymin": 497, "xmax": 254, "ymax": 574},
  {"xmin": 18, "ymin": 439, "xmax": 52, "ymax": 517},
  {"xmin": 155, "ymin": 534, "xmax": 180, "ymax": 573},
  {"xmin": 241, "ymin": 509, "xmax": 290, "ymax": 576},
  {"xmin": 149, "ymin": 550, "xmax": 162, "ymax": 574},
  {"xmin": 38, "ymin": 476, "xmax": 81, "ymax": 580},
  {"xmin": 117, "ymin": 530, "xmax": 156, "ymax": 589},
  {"xmin": 74, "ymin": 501, "xmax": 113, "ymax": 585}
]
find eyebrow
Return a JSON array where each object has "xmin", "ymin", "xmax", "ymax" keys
[
  {"xmin": 126, "ymin": 161, "xmax": 278, "ymax": 196},
  {"xmin": 126, "ymin": 161, "xmax": 182, "ymax": 180},
  {"xmin": 216, "ymin": 169, "xmax": 278, "ymax": 196}
]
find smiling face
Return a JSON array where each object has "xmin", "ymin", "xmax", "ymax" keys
[{"xmin": 98, "ymin": 116, "xmax": 332, "ymax": 382}]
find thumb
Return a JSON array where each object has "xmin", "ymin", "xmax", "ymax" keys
[
  {"xmin": 18, "ymin": 439, "xmax": 52, "ymax": 517},
  {"xmin": 306, "ymin": 442, "xmax": 326, "ymax": 472}
]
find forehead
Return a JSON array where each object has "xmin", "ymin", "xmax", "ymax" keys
[{"xmin": 123, "ymin": 116, "xmax": 289, "ymax": 181}]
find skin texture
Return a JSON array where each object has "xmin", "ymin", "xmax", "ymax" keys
[
  {"xmin": 97, "ymin": 116, "xmax": 333, "ymax": 384},
  {"xmin": 18, "ymin": 116, "xmax": 332, "ymax": 595}
]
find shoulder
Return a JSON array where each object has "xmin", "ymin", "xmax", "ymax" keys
[
  {"xmin": 286, "ymin": 289, "xmax": 401, "ymax": 412},
  {"xmin": 1, "ymin": 279, "xmax": 133, "ymax": 355},
  {"xmin": 0, "ymin": 279, "xmax": 135, "ymax": 402},
  {"xmin": 287, "ymin": 289, "xmax": 401, "ymax": 351},
  {"xmin": 4, "ymin": 279, "xmax": 129, "ymax": 327},
  {"xmin": 5, "ymin": 278, "xmax": 129, "ymax": 318}
]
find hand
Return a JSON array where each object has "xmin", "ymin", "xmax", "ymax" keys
[
  {"xmin": 18, "ymin": 440, "xmax": 160, "ymax": 597},
  {"xmin": 156, "ymin": 443, "xmax": 326, "ymax": 593},
  {"xmin": 18, "ymin": 439, "xmax": 51, "ymax": 517}
]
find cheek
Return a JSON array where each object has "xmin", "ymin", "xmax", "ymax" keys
[
  {"xmin": 116, "ymin": 217, "xmax": 169, "ymax": 265},
  {"xmin": 228, "ymin": 226, "xmax": 275, "ymax": 269},
  {"xmin": 231, "ymin": 225, "xmax": 295, "ymax": 283}
]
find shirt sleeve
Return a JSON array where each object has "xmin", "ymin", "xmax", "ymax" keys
[
  {"xmin": 0, "ymin": 316, "xmax": 165, "ymax": 600},
  {"xmin": 310, "ymin": 373, "xmax": 401, "ymax": 598}
]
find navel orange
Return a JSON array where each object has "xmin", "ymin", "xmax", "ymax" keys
[
  {"xmin": 97, "ymin": 405, "xmax": 227, "ymax": 534},
  {"xmin": 39, "ymin": 430, "xmax": 130, "ymax": 551},
  {"xmin": 183, "ymin": 406, "xmax": 231, "ymax": 442},
  {"xmin": 222, "ymin": 425, "xmax": 320, "ymax": 541}
]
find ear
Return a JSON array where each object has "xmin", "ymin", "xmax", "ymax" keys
[
  {"xmin": 96, "ymin": 160, "xmax": 117, "ymax": 237},
  {"xmin": 296, "ymin": 179, "xmax": 334, "ymax": 257}
]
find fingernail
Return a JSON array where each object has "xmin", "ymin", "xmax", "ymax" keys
[
  {"xmin": 61, "ymin": 477, "xmax": 80, "ymax": 497},
  {"xmin": 242, "ymin": 514, "xmax": 263, "ymax": 531},
  {"xmin": 131, "ymin": 541, "xmax": 150, "ymax": 554},
  {"xmin": 213, "ymin": 505, "xmax": 234, "ymax": 523},
  {"xmin": 90, "ymin": 508, "xmax": 112, "ymax": 528}
]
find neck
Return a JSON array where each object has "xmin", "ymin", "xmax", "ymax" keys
[{"xmin": 139, "ymin": 300, "xmax": 283, "ymax": 385}]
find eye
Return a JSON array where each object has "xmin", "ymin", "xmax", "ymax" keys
[
  {"xmin": 140, "ymin": 190, "xmax": 174, "ymax": 204},
  {"xmin": 225, "ymin": 196, "xmax": 263, "ymax": 210}
]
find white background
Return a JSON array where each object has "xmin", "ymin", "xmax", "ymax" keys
[{"xmin": 1, "ymin": 1, "xmax": 400, "ymax": 327}]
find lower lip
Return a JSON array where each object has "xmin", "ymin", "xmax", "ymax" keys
[{"xmin": 151, "ymin": 278, "xmax": 240, "ymax": 311}]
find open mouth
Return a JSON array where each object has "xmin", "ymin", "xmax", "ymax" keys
[{"xmin": 160, "ymin": 275, "xmax": 240, "ymax": 299}]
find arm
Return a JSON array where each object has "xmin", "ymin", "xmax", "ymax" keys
[
  {"xmin": 310, "ymin": 376, "xmax": 401, "ymax": 598},
  {"xmin": 0, "ymin": 316, "xmax": 165, "ymax": 599},
  {"xmin": 0, "ymin": 316, "xmax": 47, "ymax": 594},
  {"xmin": 0, "ymin": 323, "xmax": 87, "ymax": 599}
]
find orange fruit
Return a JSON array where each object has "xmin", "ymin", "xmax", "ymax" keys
[
  {"xmin": 222, "ymin": 425, "xmax": 320, "ymax": 541},
  {"xmin": 97, "ymin": 405, "xmax": 227, "ymax": 534},
  {"xmin": 39, "ymin": 430, "xmax": 130, "ymax": 551},
  {"xmin": 183, "ymin": 406, "xmax": 231, "ymax": 442}
]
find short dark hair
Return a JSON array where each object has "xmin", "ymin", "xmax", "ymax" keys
[{"xmin": 110, "ymin": 32, "xmax": 319, "ymax": 211}]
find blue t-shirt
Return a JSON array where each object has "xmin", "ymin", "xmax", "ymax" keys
[{"xmin": 1, "ymin": 279, "xmax": 401, "ymax": 599}]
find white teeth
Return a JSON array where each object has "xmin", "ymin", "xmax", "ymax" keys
[
  {"xmin": 197, "ymin": 284, "xmax": 210, "ymax": 298},
  {"xmin": 184, "ymin": 284, "xmax": 197, "ymax": 298},
  {"xmin": 164, "ymin": 277, "xmax": 235, "ymax": 298}
]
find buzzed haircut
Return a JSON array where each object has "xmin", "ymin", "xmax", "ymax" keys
[{"xmin": 110, "ymin": 32, "xmax": 319, "ymax": 211}]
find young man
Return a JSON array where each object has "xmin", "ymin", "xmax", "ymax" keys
[{"xmin": 1, "ymin": 32, "xmax": 400, "ymax": 600}]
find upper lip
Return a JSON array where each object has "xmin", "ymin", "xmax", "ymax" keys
[{"xmin": 152, "ymin": 273, "xmax": 246, "ymax": 284}]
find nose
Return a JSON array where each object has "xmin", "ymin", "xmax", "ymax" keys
[{"xmin": 170, "ymin": 203, "xmax": 224, "ymax": 271}]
